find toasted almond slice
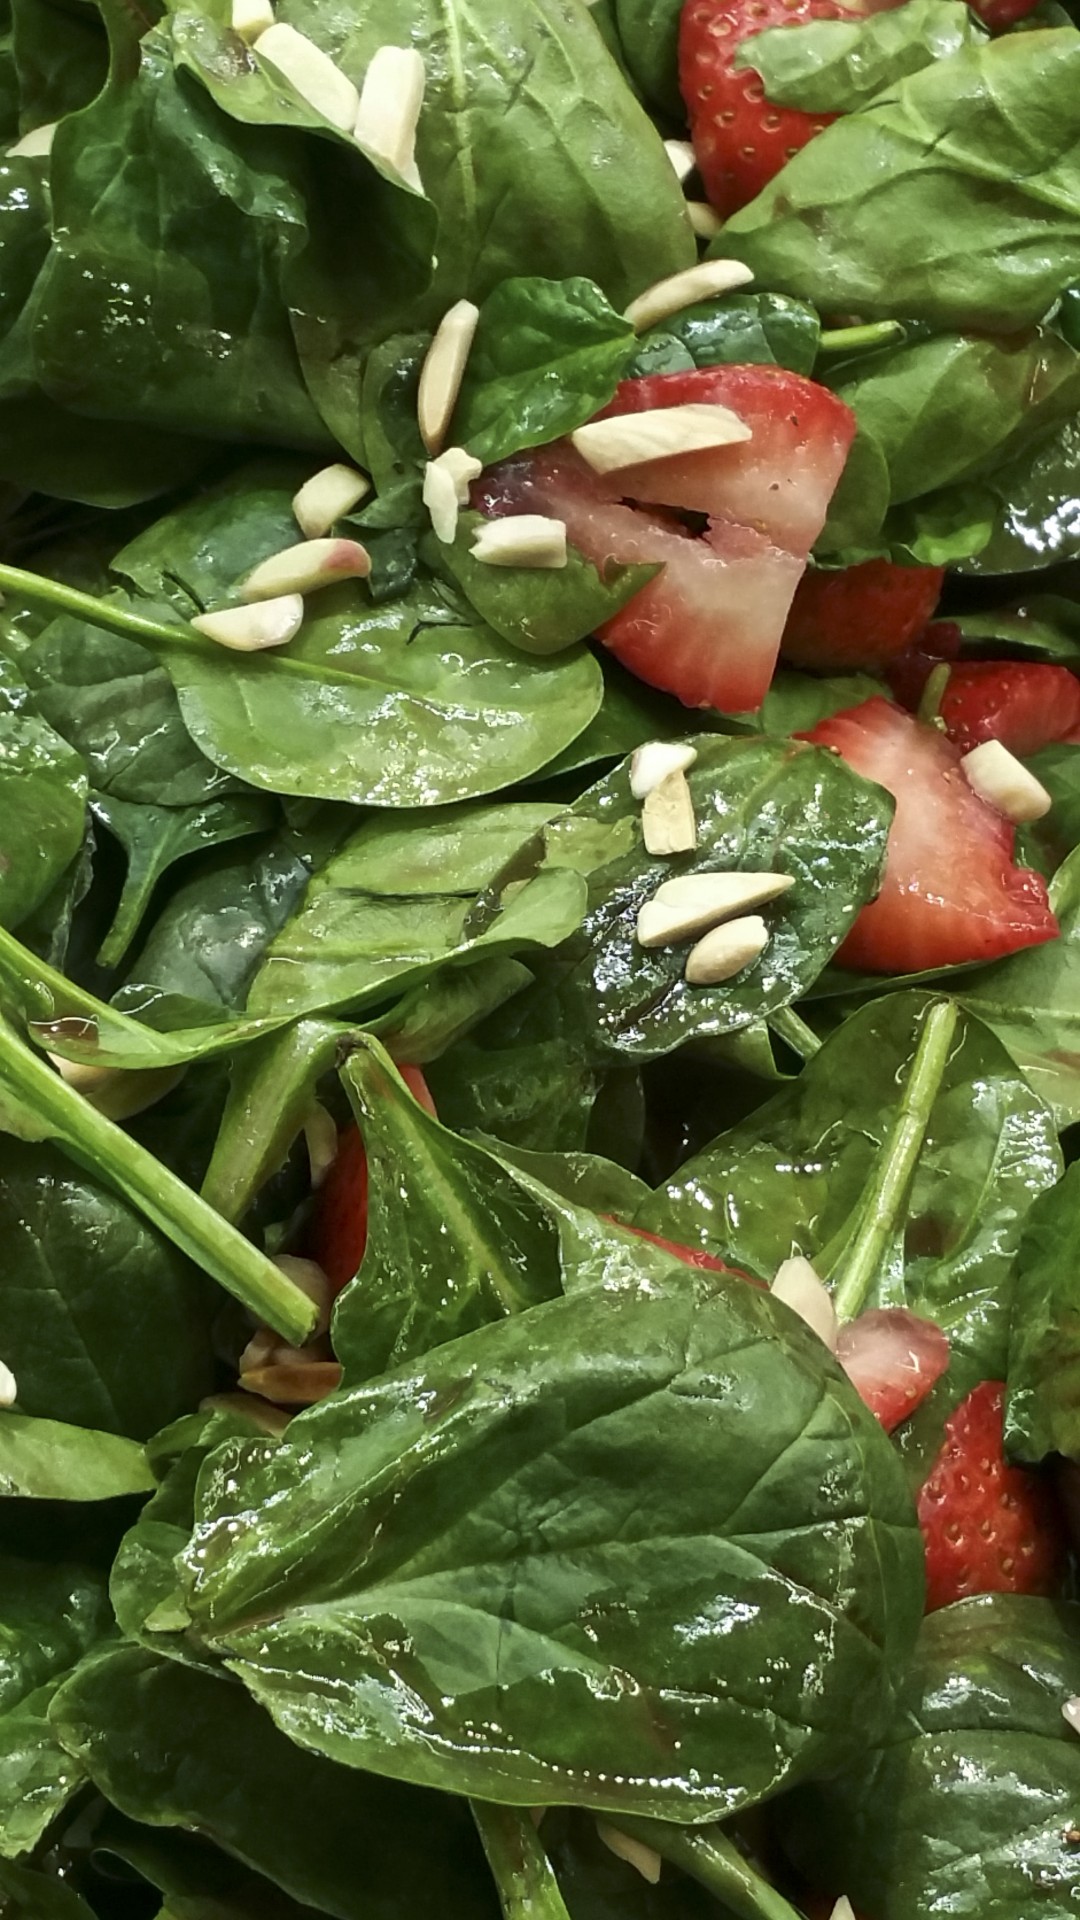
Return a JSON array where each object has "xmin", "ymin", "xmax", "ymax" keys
[
  {"xmin": 423, "ymin": 459, "xmax": 461, "ymax": 544},
  {"xmin": 292, "ymin": 463, "xmax": 370, "ymax": 538},
  {"xmin": 663, "ymin": 138, "xmax": 697, "ymax": 183},
  {"xmin": 572, "ymin": 402, "xmax": 751, "ymax": 475},
  {"xmin": 684, "ymin": 911, "xmax": 767, "ymax": 983},
  {"xmin": 418, "ymin": 299, "xmax": 480, "ymax": 454},
  {"xmin": 240, "ymin": 538, "xmax": 370, "ymax": 601},
  {"xmin": 47, "ymin": 1054, "xmax": 184, "ymax": 1120},
  {"xmin": 687, "ymin": 200, "xmax": 723, "ymax": 240},
  {"xmin": 642, "ymin": 769, "xmax": 697, "ymax": 856},
  {"xmin": 629, "ymin": 740, "xmax": 698, "ymax": 799},
  {"xmin": 354, "ymin": 45, "xmax": 426, "ymax": 192},
  {"xmin": 255, "ymin": 23, "xmax": 359, "ymax": 133},
  {"xmin": 7, "ymin": 122, "xmax": 56, "ymax": 158},
  {"xmin": 241, "ymin": 1358, "xmax": 342, "ymax": 1406},
  {"xmin": 430, "ymin": 444, "xmax": 483, "ymax": 504},
  {"xmin": 273, "ymin": 1254, "xmax": 332, "ymax": 1336},
  {"xmin": 961, "ymin": 739, "xmax": 1052, "ymax": 824},
  {"xmin": 596, "ymin": 1825, "xmax": 662, "ymax": 1886},
  {"xmin": 637, "ymin": 870, "xmax": 793, "ymax": 946},
  {"xmin": 1063, "ymin": 1697, "xmax": 1080, "ymax": 1736},
  {"xmin": 231, "ymin": 0, "xmax": 274, "ymax": 41},
  {"xmin": 302, "ymin": 1103, "xmax": 339, "ymax": 1189},
  {"xmin": 192, "ymin": 593, "xmax": 304, "ymax": 651},
  {"xmin": 0, "ymin": 1360, "xmax": 16, "ymax": 1407},
  {"xmin": 470, "ymin": 515, "xmax": 567, "ymax": 569},
  {"xmin": 624, "ymin": 258, "xmax": 755, "ymax": 333},
  {"xmin": 771, "ymin": 1254, "xmax": 838, "ymax": 1353},
  {"xmin": 830, "ymin": 1902, "xmax": 857, "ymax": 1920}
]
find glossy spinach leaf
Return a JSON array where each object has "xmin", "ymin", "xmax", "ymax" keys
[
  {"xmin": 425, "ymin": 1030, "xmax": 607, "ymax": 1152},
  {"xmin": 638, "ymin": 992, "xmax": 1062, "ymax": 1373},
  {"xmin": 366, "ymin": 953, "xmax": 533, "ymax": 1064},
  {"xmin": 534, "ymin": 656, "xmax": 717, "ymax": 781},
  {"xmin": 85, "ymin": 1813, "xmax": 347, "ymax": 1920},
  {"xmin": 1028, "ymin": 741, "xmax": 1080, "ymax": 854},
  {"xmin": 956, "ymin": 408, "xmax": 1080, "ymax": 574},
  {"xmin": 0, "ymin": 1859, "xmax": 97, "ymax": 1920},
  {"xmin": 626, "ymin": 291, "xmax": 821, "ymax": 381},
  {"xmin": 722, "ymin": 30, "xmax": 1080, "ymax": 332},
  {"xmin": 959, "ymin": 844, "xmax": 1080, "ymax": 1124},
  {"xmin": 0, "ymin": 1414, "xmax": 154, "ymax": 1502},
  {"xmin": 0, "ymin": 690, "xmax": 86, "ymax": 932},
  {"xmin": 739, "ymin": 0, "xmax": 985, "ymax": 114},
  {"xmin": 544, "ymin": 1810, "xmax": 723, "ymax": 1920},
  {"xmin": 49, "ymin": 1645, "xmax": 497, "ymax": 1920},
  {"xmin": 8, "ymin": 0, "xmax": 108, "ymax": 132},
  {"xmin": 0, "ymin": 1556, "xmax": 111, "ymax": 1860},
  {"xmin": 1003, "ymin": 1160, "xmax": 1080, "ymax": 1463},
  {"xmin": 611, "ymin": 0, "xmax": 682, "ymax": 115},
  {"xmin": 0, "ymin": 156, "xmax": 49, "ymax": 341},
  {"xmin": 756, "ymin": 670, "xmax": 887, "ymax": 734},
  {"xmin": 423, "ymin": 514, "xmax": 657, "ymax": 657},
  {"xmin": 783, "ymin": 1595, "xmax": 1080, "ymax": 1919},
  {"xmin": 178, "ymin": 1274, "xmax": 923, "ymax": 1818}
]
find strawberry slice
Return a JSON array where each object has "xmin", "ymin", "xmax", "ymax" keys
[
  {"xmin": 804, "ymin": 698, "xmax": 1058, "ymax": 972},
  {"xmin": 917, "ymin": 1380, "xmax": 1063, "ymax": 1613},
  {"xmin": 308, "ymin": 1066, "xmax": 435, "ymax": 1295},
  {"xmin": 835, "ymin": 1308, "xmax": 949, "ymax": 1433},
  {"xmin": 613, "ymin": 1220, "xmax": 761, "ymax": 1285},
  {"xmin": 930, "ymin": 661, "xmax": 1080, "ymax": 757},
  {"xmin": 475, "ymin": 367, "xmax": 855, "ymax": 713},
  {"xmin": 781, "ymin": 559, "xmax": 945, "ymax": 671}
]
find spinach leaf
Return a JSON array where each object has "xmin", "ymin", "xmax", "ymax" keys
[
  {"xmin": 722, "ymin": 30, "xmax": 1080, "ymax": 332},
  {"xmin": 0, "ymin": 690, "xmax": 86, "ymax": 933},
  {"xmin": 367, "ymin": 954, "xmax": 533, "ymax": 1064},
  {"xmin": 0, "ymin": 156, "xmax": 49, "ymax": 342},
  {"xmin": 956, "ymin": 408, "xmax": 1080, "ymax": 574},
  {"xmin": 49, "ymin": 1646, "xmax": 497, "ymax": 1920},
  {"xmin": 783, "ymin": 1594, "xmax": 1080, "ymax": 1919},
  {"xmin": 756, "ymin": 669, "xmax": 888, "ymax": 734},
  {"xmin": 85, "ymin": 1814, "xmax": 345, "ymax": 1920},
  {"xmin": 1003, "ymin": 1160, "xmax": 1080, "ymax": 1463},
  {"xmin": 626, "ymin": 292, "xmax": 820, "ymax": 381},
  {"xmin": 425, "ymin": 1031, "xmax": 607, "ymax": 1151},
  {"xmin": 544, "ymin": 1810, "xmax": 723, "ymax": 1920},
  {"xmin": 815, "ymin": 422, "xmax": 892, "ymax": 558},
  {"xmin": 178, "ymin": 1275, "xmax": 923, "ymax": 1817},
  {"xmin": 533, "ymin": 657, "xmax": 718, "ymax": 781},
  {"xmin": 9, "ymin": 0, "xmax": 107, "ymax": 131},
  {"xmin": 738, "ymin": 0, "xmax": 986, "ymax": 115},
  {"xmin": 423, "ymin": 514, "xmax": 657, "ymax": 657},
  {"xmin": 1027, "ymin": 741, "xmax": 1080, "ymax": 854},
  {"xmin": 0, "ymin": 1414, "xmax": 154, "ymax": 1502},
  {"xmin": 0, "ymin": 1858, "xmax": 98, "ymax": 1919},
  {"xmin": 611, "ymin": 0, "xmax": 682, "ymax": 115},
  {"xmin": 0, "ymin": 1556, "xmax": 111, "ymax": 1860},
  {"xmin": 637, "ymin": 991, "xmax": 1062, "ymax": 1374}
]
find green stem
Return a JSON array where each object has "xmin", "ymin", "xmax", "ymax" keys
[
  {"xmin": 916, "ymin": 660, "xmax": 952, "ymax": 727},
  {"xmin": 768, "ymin": 1006, "xmax": 822, "ymax": 1061},
  {"xmin": 0, "ymin": 561, "xmax": 195, "ymax": 652},
  {"xmin": 0, "ymin": 1015, "xmax": 317, "ymax": 1346},
  {"xmin": 614, "ymin": 1818, "xmax": 804, "ymax": 1920},
  {"xmin": 829, "ymin": 997, "xmax": 959, "ymax": 1322},
  {"xmin": 817, "ymin": 320, "xmax": 905, "ymax": 353},
  {"xmin": 471, "ymin": 1804, "xmax": 573, "ymax": 1920},
  {"xmin": 201, "ymin": 1018, "xmax": 351, "ymax": 1224}
]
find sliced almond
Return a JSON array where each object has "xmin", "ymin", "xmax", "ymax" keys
[
  {"xmin": 637, "ymin": 870, "xmax": 793, "ymax": 947},
  {"xmin": 47, "ymin": 1054, "xmax": 183, "ymax": 1120},
  {"xmin": 429, "ymin": 444, "xmax": 483, "ymax": 504},
  {"xmin": 1063, "ymin": 1697, "xmax": 1080, "ymax": 1736},
  {"xmin": 6, "ymin": 122, "xmax": 56, "ymax": 159},
  {"xmin": 663, "ymin": 138, "xmax": 697, "ymax": 183},
  {"xmin": 302, "ymin": 1103, "xmax": 339, "ymax": 1189},
  {"xmin": 231, "ymin": 0, "xmax": 274, "ymax": 41},
  {"xmin": 642, "ymin": 770, "xmax": 697, "ymax": 856},
  {"xmin": 470, "ymin": 515, "xmax": 567, "ymax": 569},
  {"xmin": 418, "ymin": 299, "xmax": 480, "ymax": 455},
  {"xmin": 629, "ymin": 740, "xmax": 697, "ymax": 799},
  {"xmin": 687, "ymin": 200, "xmax": 723, "ymax": 241},
  {"xmin": 684, "ymin": 911, "xmax": 767, "ymax": 984},
  {"xmin": 241, "ymin": 1358, "xmax": 342, "ymax": 1406},
  {"xmin": 422, "ymin": 459, "xmax": 461, "ymax": 544},
  {"xmin": 770, "ymin": 1255, "xmax": 838, "ymax": 1353},
  {"xmin": 354, "ymin": 45, "xmax": 426, "ymax": 192},
  {"xmin": 240, "ymin": 537, "xmax": 370, "ymax": 601},
  {"xmin": 273, "ymin": 1254, "xmax": 332, "ymax": 1337},
  {"xmin": 961, "ymin": 739, "xmax": 1052, "ymax": 824},
  {"xmin": 0, "ymin": 1360, "xmax": 16, "ymax": 1408},
  {"xmin": 830, "ymin": 1903, "xmax": 857, "ymax": 1920},
  {"xmin": 596, "ymin": 1825, "xmax": 662, "ymax": 1886},
  {"xmin": 623, "ymin": 258, "xmax": 755, "ymax": 333},
  {"xmin": 255, "ymin": 23, "xmax": 359, "ymax": 133},
  {"xmin": 571, "ymin": 401, "xmax": 751, "ymax": 475},
  {"xmin": 292, "ymin": 463, "xmax": 370, "ymax": 538},
  {"xmin": 192, "ymin": 593, "xmax": 304, "ymax": 651}
]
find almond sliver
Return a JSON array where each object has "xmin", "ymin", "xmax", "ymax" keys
[
  {"xmin": 572, "ymin": 402, "xmax": 750, "ymax": 474},
  {"xmin": 623, "ymin": 258, "xmax": 755, "ymax": 332},
  {"xmin": 354, "ymin": 45, "xmax": 426, "ymax": 191},
  {"xmin": 470, "ymin": 515, "xmax": 567, "ymax": 569},
  {"xmin": 418, "ymin": 299, "xmax": 480, "ymax": 455},
  {"xmin": 256, "ymin": 24, "xmax": 359, "ymax": 133}
]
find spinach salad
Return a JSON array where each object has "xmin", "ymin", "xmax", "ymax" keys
[{"xmin": 2, "ymin": 1, "xmax": 1080, "ymax": 1916}]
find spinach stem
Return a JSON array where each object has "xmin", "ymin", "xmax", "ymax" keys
[
  {"xmin": 471, "ymin": 1803, "xmax": 574, "ymax": 1920},
  {"xmin": 614, "ymin": 1817, "xmax": 804, "ymax": 1920},
  {"xmin": 0, "ymin": 560, "xmax": 194, "ymax": 652},
  {"xmin": 0, "ymin": 1015, "xmax": 318, "ymax": 1346},
  {"xmin": 830, "ymin": 996, "xmax": 960, "ymax": 1322},
  {"xmin": 916, "ymin": 661, "xmax": 952, "ymax": 727},
  {"xmin": 768, "ymin": 1006, "xmax": 822, "ymax": 1060},
  {"xmin": 817, "ymin": 320, "xmax": 905, "ymax": 353}
]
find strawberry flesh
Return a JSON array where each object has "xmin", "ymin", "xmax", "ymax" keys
[
  {"xmin": 933, "ymin": 660, "xmax": 1080, "ymax": 757},
  {"xmin": 836, "ymin": 1308, "xmax": 950, "ymax": 1433},
  {"xmin": 781, "ymin": 559, "xmax": 945, "ymax": 671}
]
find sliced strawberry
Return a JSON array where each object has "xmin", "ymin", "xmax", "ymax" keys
[
  {"xmin": 917, "ymin": 1380, "xmax": 1063, "ymax": 1613},
  {"xmin": 308, "ymin": 1066, "xmax": 435, "ymax": 1296},
  {"xmin": 780, "ymin": 559, "xmax": 945, "ymax": 671},
  {"xmin": 970, "ymin": 0, "xmax": 1039, "ymax": 25},
  {"xmin": 933, "ymin": 661, "xmax": 1080, "ymax": 757},
  {"xmin": 475, "ymin": 367, "xmax": 855, "ymax": 713},
  {"xmin": 804, "ymin": 698, "xmax": 1058, "ymax": 972},
  {"xmin": 835, "ymin": 1308, "xmax": 950, "ymax": 1433},
  {"xmin": 613, "ymin": 1220, "xmax": 761, "ymax": 1285}
]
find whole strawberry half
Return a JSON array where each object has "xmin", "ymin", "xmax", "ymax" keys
[
  {"xmin": 930, "ymin": 661, "xmax": 1080, "ymax": 757},
  {"xmin": 917, "ymin": 1380, "xmax": 1063, "ymax": 1613},
  {"xmin": 308, "ymin": 1066, "xmax": 435, "ymax": 1295},
  {"xmin": 474, "ymin": 365, "xmax": 854, "ymax": 713},
  {"xmin": 804, "ymin": 697, "xmax": 1058, "ymax": 972},
  {"xmin": 781, "ymin": 559, "xmax": 945, "ymax": 671}
]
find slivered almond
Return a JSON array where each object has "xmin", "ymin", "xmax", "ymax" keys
[
  {"xmin": 192, "ymin": 594, "xmax": 304, "ymax": 650},
  {"xmin": 354, "ymin": 45, "xmax": 426, "ymax": 192},
  {"xmin": 623, "ymin": 258, "xmax": 755, "ymax": 333},
  {"xmin": 423, "ymin": 459, "xmax": 461, "ymax": 544},
  {"xmin": 255, "ymin": 24, "xmax": 359, "ymax": 133},
  {"xmin": 292, "ymin": 463, "xmax": 370, "ymax": 538},
  {"xmin": 240, "ymin": 538, "xmax": 370, "ymax": 600},
  {"xmin": 687, "ymin": 200, "xmax": 723, "ymax": 240},
  {"xmin": 47, "ymin": 1054, "xmax": 184, "ymax": 1120},
  {"xmin": 572, "ymin": 402, "xmax": 750, "ymax": 474},
  {"xmin": 637, "ymin": 870, "xmax": 793, "ymax": 947},
  {"xmin": 273, "ymin": 1254, "xmax": 332, "ymax": 1336},
  {"xmin": 471, "ymin": 515, "xmax": 567, "ymax": 569},
  {"xmin": 418, "ymin": 299, "xmax": 480, "ymax": 454},
  {"xmin": 629, "ymin": 740, "xmax": 697, "ymax": 799},
  {"xmin": 596, "ymin": 1825, "xmax": 662, "ymax": 1885},
  {"xmin": 961, "ymin": 739, "xmax": 1051, "ymax": 824},
  {"xmin": 231, "ymin": 0, "xmax": 274, "ymax": 41},
  {"xmin": 830, "ymin": 1902, "xmax": 857, "ymax": 1920},
  {"xmin": 771, "ymin": 1255, "xmax": 838, "ymax": 1352},
  {"xmin": 0, "ymin": 1361, "xmax": 15, "ymax": 1408},
  {"xmin": 430, "ymin": 444, "xmax": 483, "ymax": 503},
  {"xmin": 6, "ymin": 122, "xmax": 56, "ymax": 158},
  {"xmin": 684, "ymin": 911, "xmax": 766, "ymax": 983},
  {"xmin": 642, "ymin": 770, "xmax": 697, "ymax": 856},
  {"xmin": 302, "ymin": 1103, "xmax": 339, "ymax": 1189},
  {"xmin": 663, "ymin": 138, "xmax": 697, "ymax": 183},
  {"xmin": 1063, "ymin": 1698, "xmax": 1080, "ymax": 1736},
  {"xmin": 241, "ymin": 1358, "xmax": 342, "ymax": 1406}
]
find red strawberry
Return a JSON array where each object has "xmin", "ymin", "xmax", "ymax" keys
[
  {"xmin": 679, "ymin": 0, "xmax": 850, "ymax": 218},
  {"xmin": 930, "ymin": 661, "xmax": 1080, "ymax": 757},
  {"xmin": 613, "ymin": 1221, "xmax": 761, "ymax": 1285},
  {"xmin": 308, "ymin": 1067, "xmax": 435, "ymax": 1295},
  {"xmin": 970, "ymin": 0, "xmax": 1039, "ymax": 26},
  {"xmin": 474, "ymin": 366, "xmax": 854, "ymax": 713},
  {"xmin": 780, "ymin": 559, "xmax": 945, "ymax": 671},
  {"xmin": 917, "ymin": 1380, "xmax": 1063, "ymax": 1613},
  {"xmin": 836, "ymin": 1309, "xmax": 949, "ymax": 1433},
  {"xmin": 804, "ymin": 698, "xmax": 1058, "ymax": 972}
]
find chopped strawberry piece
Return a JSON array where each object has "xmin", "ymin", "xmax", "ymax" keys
[
  {"xmin": 308, "ymin": 1066, "xmax": 434, "ymax": 1295},
  {"xmin": 970, "ymin": 0, "xmax": 1039, "ymax": 25},
  {"xmin": 932, "ymin": 661, "xmax": 1080, "ymax": 757},
  {"xmin": 835, "ymin": 1309, "xmax": 950, "ymax": 1433},
  {"xmin": 781, "ymin": 560, "xmax": 945, "ymax": 671},
  {"xmin": 917, "ymin": 1380, "xmax": 1063, "ymax": 1613},
  {"xmin": 475, "ymin": 367, "xmax": 854, "ymax": 713},
  {"xmin": 613, "ymin": 1221, "xmax": 761, "ymax": 1284},
  {"xmin": 804, "ymin": 698, "xmax": 1058, "ymax": 972}
]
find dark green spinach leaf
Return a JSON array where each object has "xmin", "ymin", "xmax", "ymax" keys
[
  {"xmin": 627, "ymin": 292, "xmax": 820, "ymax": 381},
  {"xmin": 423, "ymin": 514, "xmax": 657, "ymax": 657},
  {"xmin": 0, "ymin": 1556, "xmax": 111, "ymax": 1860},
  {"xmin": 1004, "ymin": 1160, "xmax": 1080, "ymax": 1463},
  {"xmin": 738, "ymin": 0, "xmax": 985, "ymax": 115}
]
